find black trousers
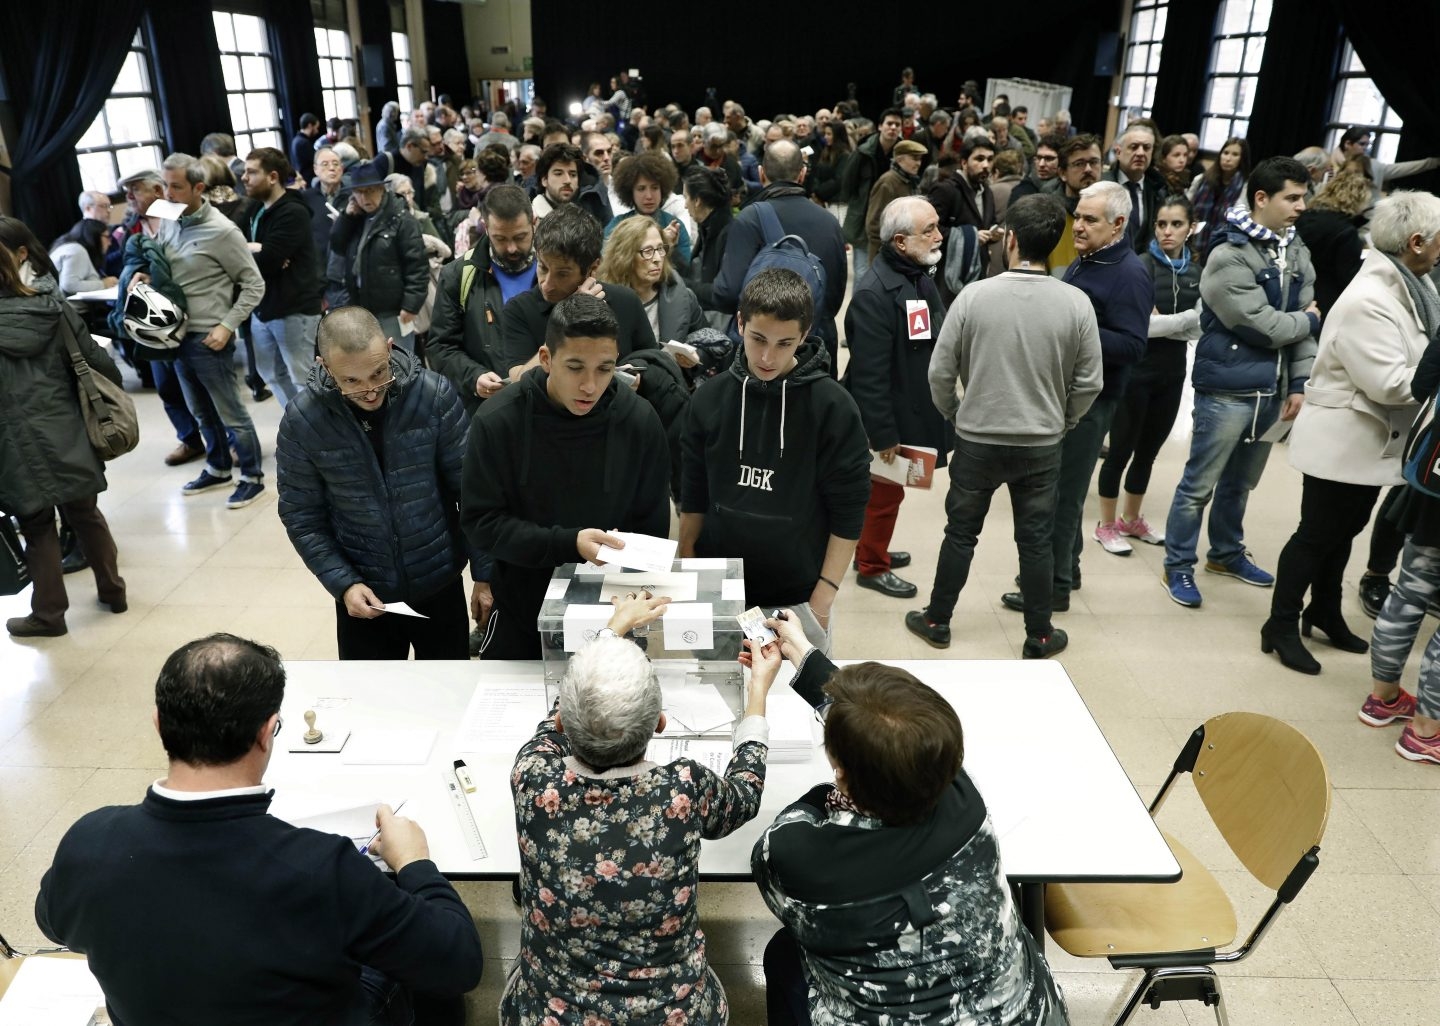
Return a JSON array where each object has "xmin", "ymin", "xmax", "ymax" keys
[
  {"xmin": 1367, "ymin": 484, "xmax": 1407, "ymax": 576},
  {"xmin": 763, "ymin": 928, "xmax": 811, "ymax": 1026},
  {"xmin": 1270, "ymin": 475, "xmax": 1380, "ymax": 625},
  {"xmin": 334, "ymin": 577, "xmax": 469, "ymax": 659},
  {"xmin": 1097, "ymin": 357, "xmax": 1185, "ymax": 499}
]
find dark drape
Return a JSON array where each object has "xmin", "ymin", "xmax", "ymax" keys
[
  {"xmin": 148, "ymin": 0, "xmax": 233, "ymax": 156},
  {"xmin": 424, "ymin": 0, "xmax": 471, "ymax": 105},
  {"xmin": 1247, "ymin": 0, "xmax": 1341, "ymax": 159},
  {"xmin": 358, "ymin": 0, "xmax": 399, "ymax": 134},
  {"xmin": 1330, "ymin": 0, "xmax": 1440, "ymax": 165},
  {"xmin": 0, "ymin": 0, "xmax": 144, "ymax": 242},
  {"xmin": 265, "ymin": 0, "xmax": 324, "ymax": 135},
  {"xmin": 1148, "ymin": 0, "xmax": 1221, "ymax": 140}
]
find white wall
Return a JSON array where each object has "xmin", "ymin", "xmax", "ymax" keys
[{"xmin": 460, "ymin": 0, "xmax": 532, "ymax": 81}]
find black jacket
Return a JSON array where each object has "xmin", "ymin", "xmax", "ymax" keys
[
  {"xmin": 36, "ymin": 789, "xmax": 483, "ymax": 1026},
  {"xmin": 246, "ymin": 189, "xmax": 322, "ymax": 320},
  {"xmin": 928, "ymin": 170, "xmax": 997, "ymax": 301},
  {"xmin": 460, "ymin": 368, "xmax": 670, "ymax": 643},
  {"xmin": 498, "ymin": 282, "xmax": 658, "ymax": 377},
  {"xmin": 1103, "ymin": 163, "xmax": 1170, "ymax": 253},
  {"xmin": 843, "ymin": 246, "xmax": 953, "ymax": 463},
  {"xmin": 1295, "ymin": 208, "xmax": 1365, "ymax": 317},
  {"xmin": 299, "ymin": 181, "xmax": 352, "ymax": 303},
  {"xmin": 681, "ymin": 340, "xmax": 871, "ymax": 608},
  {"xmin": 276, "ymin": 347, "xmax": 470, "ymax": 604},
  {"xmin": 687, "ymin": 204, "xmax": 732, "ymax": 311},
  {"xmin": 713, "ymin": 183, "xmax": 848, "ymax": 348},
  {"xmin": 427, "ymin": 242, "xmax": 527, "ymax": 414},
  {"xmin": 329, "ymin": 192, "xmax": 429, "ymax": 317}
]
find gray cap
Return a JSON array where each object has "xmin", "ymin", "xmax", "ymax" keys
[{"xmin": 118, "ymin": 168, "xmax": 162, "ymax": 187}]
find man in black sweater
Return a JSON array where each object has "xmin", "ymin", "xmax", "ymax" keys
[
  {"xmin": 462, "ymin": 294, "xmax": 671, "ymax": 659},
  {"xmin": 35, "ymin": 633, "xmax": 483, "ymax": 1026}
]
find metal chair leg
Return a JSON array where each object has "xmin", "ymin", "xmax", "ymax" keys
[{"xmin": 1111, "ymin": 968, "xmax": 1155, "ymax": 1026}]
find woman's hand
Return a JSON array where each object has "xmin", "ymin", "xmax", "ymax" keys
[
  {"xmin": 740, "ymin": 638, "xmax": 781, "ymax": 716},
  {"xmin": 766, "ymin": 609, "xmax": 814, "ymax": 666},
  {"xmin": 608, "ymin": 590, "xmax": 670, "ymax": 635}
]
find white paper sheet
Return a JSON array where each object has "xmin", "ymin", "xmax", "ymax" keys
[
  {"xmin": 679, "ymin": 557, "xmax": 728, "ymax": 570},
  {"xmin": 399, "ymin": 317, "xmax": 416, "ymax": 337},
  {"xmin": 563, "ymin": 604, "xmax": 614, "ymax": 651},
  {"xmin": 67, "ymin": 285, "xmax": 119, "ymax": 303},
  {"xmin": 662, "ymin": 602, "xmax": 714, "ymax": 651},
  {"xmin": 1257, "ymin": 417, "xmax": 1292, "ymax": 444},
  {"xmin": 645, "ymin": 737, "xmax": 731, "ymax": 773},
  {"xmin": 720, "ymin": 579, "xmax": 746, "ymax": 601},
  {"xmin": 0, "ymin": 957, "xmax": 103, "ymax": 1026},
  {"xmin": 376, "ymin": 600, "xmax": 428, "ymax": 618},
  {"xmin": 663, "ymin": 684, "xmax": 735, "ymax": 733},
  {"xmin": 596, "ymin": 531, "xmax": 678, "ymax": 572},
  {"xmin": 764, "ymin": 688, "xmax": 817, "ymax": 762},
  {"xmin": 340, "ymin": 729, "xmax": 436, "ymax": 765},
  {"xmin": 598, "ymin": 571, "xmax": 697, "ymax": 602},
  {"xmin": 454, "ymin": 684, "xmax": 548, "ymax": 753},
  {"xmin": 144, "ymin": 198, "xmax": 187, "ymax": 220},
  {"xmin": 544, "ymin": 577, "xmax": 570, "ymax": 600},
  {"xmin": 268, "ymin": 794, "xmax": 386, "ymax": 843}
]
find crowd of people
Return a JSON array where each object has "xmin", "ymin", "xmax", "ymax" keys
[{"xmin": 5, "ymin": 63, "xmax": 1440, "ymax": 1026}]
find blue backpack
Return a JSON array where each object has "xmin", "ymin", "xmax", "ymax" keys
[
  {"xmin": 727, "ymin": 202, "xmax": 827, "ymax": 341},
  {"xmin": 1403, "ymin": 391, "xmax": 1440, "ymax": 497}
]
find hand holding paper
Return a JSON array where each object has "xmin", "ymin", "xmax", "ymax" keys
[{"xmin": 596, "ymin": 530, "xmax": 678, "ymax": 572}]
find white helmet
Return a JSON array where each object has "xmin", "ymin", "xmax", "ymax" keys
[{"xmin": 122, "ymin": 282, "xmax": 187, "ymax": 351}]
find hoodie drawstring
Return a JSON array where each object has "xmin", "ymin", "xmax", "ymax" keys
[
  {"xmin": 779, "ymin": 379, "xmax": 787, "ymax": 459},
  {"xmin": 738, "ymin": 376, "xmax": 748, "ymax": 459}
]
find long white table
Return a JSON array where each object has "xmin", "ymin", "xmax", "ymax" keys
[{"xmin": 266, "ymin": 659, "xmax": 1179, "ymax": 944}]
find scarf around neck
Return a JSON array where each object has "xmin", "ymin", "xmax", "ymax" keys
[
  {"xmin": 1386, "ymin": 251, "xmax": 1440, "ymax": 344},
  {"xmin": 1226, "ymin": 205, "xmax": 1295, "ymax": 247},
  {"xmin": 1148, "ymin": 237, "xmax": 1192, "ymax": 275}
]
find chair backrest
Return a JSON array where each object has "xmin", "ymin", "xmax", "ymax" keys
[{"xmin": 1192, "ymin": 712, "xmax": 1331, "ymax": 893}]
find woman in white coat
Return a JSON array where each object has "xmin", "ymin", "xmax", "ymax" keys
[{"xmin": 1263, "ymin": 192, "xmax": 1440, "ymax": 675}]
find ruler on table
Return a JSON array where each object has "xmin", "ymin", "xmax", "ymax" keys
[{"xmin": 444, "ymin": 775, "xmax": 490, "ymax": 860}]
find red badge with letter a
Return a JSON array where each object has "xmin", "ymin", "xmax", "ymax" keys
[{"xmin": 905, "ymin": 299, "xmax": 932, "ymax": 341}]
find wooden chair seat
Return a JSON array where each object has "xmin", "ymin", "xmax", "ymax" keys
[{"xmin": 1044, "ymin": 831, "xmax": 1238, "ymax": 957}]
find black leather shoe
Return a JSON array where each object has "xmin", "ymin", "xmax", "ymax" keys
[
  {"xmin": 100, "ymin": 596, "xmax": 128, "ymax": 614},
  {"xmin": 1301, "ymin": 609, "xmax": 1368, "ymax": 653},
  {"xmin": 61, "ymin": 547, "xmax": 89, "ymax": 574},
  {"xmin": 1359, "ymin": 574, "xmax": 1390, "ymax": 619},
  {"xmin": 857, "ymin": 571, "xmax": 917, "ymax": 598},
  {"xmin": 1013, "ymin": 571, "xmax": 1078, "ymax": 593},
  {"xmin": 1001, "ymin": 591, "xmax": 1069, "ymax": 613},
  {"xmin": 1023, "ymin": 629, "xmax": 1068, "ymax": 659},
  {"xmin": 905, "ymin": 610, "xmax": 951, "ymax": 648},
  {"xmin": 853, "ymin": 551, "xmax": 912, "ymax": 571},
  {"xmin": 6, "ymin": 615, "xmax": 67, "ymax": 638},
  {"xmin": 1260, "ymin": 620, "xmax": 1321, "ymax": 675}
]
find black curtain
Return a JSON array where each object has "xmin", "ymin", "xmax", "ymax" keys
[
  {"xmin": 358, "ymin": 0, "xmax": 399, "ymax": 133},
  {"xmin": 265, "ymin": 0, "xmax": 324, "ymax": 136},
  {"xmin": 1148, "ymin": 0, "xmax": 1220, "ymax": 140},
  {"xmin": 1330, "ymin": 0, "xmax": 1440, "ymax": 163},
  {"xmin": 424, "ymin": 0, "xmax": 471, "ymax": 105},
  {"xmin": 1247, "ymin": 0, "xmax": 1341, "ymax": 159},
  {"xmin": 148, "ymin": 0, "xmax": 233, "ymax": 156},
  {"xmin": 0, "ymin": 0, "xmax": 144, "ymax": 241}
]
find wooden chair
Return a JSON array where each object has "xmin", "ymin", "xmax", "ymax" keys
[{"xmin": 1044, "ymin": 712, "xmax": 1330, "ymax": 1026}]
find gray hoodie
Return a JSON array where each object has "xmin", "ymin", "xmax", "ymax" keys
[{"xmin": 155, "ymin": 200, "xmax": 264, "ymax": 335}]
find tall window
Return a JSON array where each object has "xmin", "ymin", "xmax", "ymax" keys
[
  {"xmin": 1327, "ymin": 42, "xmax": 1404, "ymax": 164},
  {"xmin": 315, "ymin": 27, "xmax": 358, "ymax": 121},
  {"xmin": 393, "ymin": 32, "xmax": 414, "ymax": 113},
  {"xmin": 75, "ymin": 30, "xmax": 166, "ymax": 193},
  {"xmin": 1120, "ymin": 1, "xmax": 1168, "ymax": 120},
  {"xmin": 1199, "ymin": 0, "xmax": 1274, "ymax": 151},
  {"xmin": 214, "ymin": 11, "xmax": 282, "ymax": 154}
]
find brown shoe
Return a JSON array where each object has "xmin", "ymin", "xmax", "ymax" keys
[
  {"xmin": 6, "ymin": 615, "xmax": 67, "ymax": 638},
  {"xmin": 165, "ymin": 442, "xmax": 205, "ymax": 466}
]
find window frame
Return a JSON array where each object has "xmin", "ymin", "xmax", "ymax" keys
[
  {"xmin": 1199, "ymin": 0, "xmax": 1275, "ymax": 151},
  {"xmin": 315, "ymin": 26, "xmax": 359, "ymax": 122},
  {"xmin": 214, "ymin": 10, "xmax": 284, "ymax": 156},
  {"xmin": 74, "ymin": 28, "xmax": 166, "ymax": 194},
  {"xmin": 393, "ymin": 31, "xmax": 414, "ymax": 114},
  {"xmin": 1325, "ymin": 41, "xmax": 1404, "ymax": 164},
  {"xmin": 1119, "ymin": 0, "xmax": 1168, "ymax": 120}
]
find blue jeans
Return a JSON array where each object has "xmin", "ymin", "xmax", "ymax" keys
[
  {"xmin": 175, "ymin": 331, "xmax": 263, "ymax": 481},
  {"xmin": 151, "ymin": 359, "xmax": 200, "ymax": 447},
  {"xmin": 1163, "ymin": 392, "xmax": 1280, "ymax": 575},
  {"xmin": 850, "ymin": 244, "xmax": 870, "ymax": 288},
  {"xmin": 250, "ymin": 312, "xmax": 320, "ymax": 407}
]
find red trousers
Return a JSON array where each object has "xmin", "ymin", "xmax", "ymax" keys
[{"xmin": 856, "ymin": 479, "xmax": 905, "ymax": 576}]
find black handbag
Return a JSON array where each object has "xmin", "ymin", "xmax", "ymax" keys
[{"xmin": 0, "ymin": 517, "xmax": 29, "ymax": 597}]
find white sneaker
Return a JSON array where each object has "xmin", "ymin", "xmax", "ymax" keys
[
  {"xmin": 1093, "ymin": 520, "xmax": 1133, "ymax": 555},
  {"xmin": 1118, "ymin": 514, "xmax": 1165, "ymax": 545}
]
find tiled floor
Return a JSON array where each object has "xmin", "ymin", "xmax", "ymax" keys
[{"xmin": 2, "ymin": 346, "xmax": 1435, "ymax": 1026}]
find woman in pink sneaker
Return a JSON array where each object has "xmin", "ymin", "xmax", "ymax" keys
[{"xmin": 1093, "ymin": 196, "xmax": 1201, "ymax": 556}]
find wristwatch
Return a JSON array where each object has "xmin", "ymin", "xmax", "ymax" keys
[{"xmin": 596, "ymin": 627, "xmax": 619, "ymax": 639}]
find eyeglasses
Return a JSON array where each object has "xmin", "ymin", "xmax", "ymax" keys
[
  {"xmin": 1067, "ymin": 158, "xmax": 1103, "ymax": 169},
  {"xmin": 1034, "ymin": 154, "xmax": 1059, "ymax": 163},
  {"xmin": 272, "ymin": 715, "xmax": 283, "ymax": 738},
  {"xmin": 639, "ymin": 245, "xmax": 668, "ymax": 260},
  {"xmin": 338, "ymin": 376, "xmax": 395, "ymax": 399}
]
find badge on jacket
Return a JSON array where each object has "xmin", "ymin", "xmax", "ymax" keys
[{"xmin": 905, "ymin": 299, "xmax": 932, "ymax": 341}]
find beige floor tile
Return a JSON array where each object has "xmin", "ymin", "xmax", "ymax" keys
[
  {"xmin": 1335, "ymin": 979, "xmax": 1436, "ymax": 1026},
  {"xmin": 451, "ymin": 880, "xmax": 523, "ymax": 961},
  {"xmin": 0, "ymin": 767, "xmax": 94, "ymax": 850},
  {"xmin": 23, "ymin": 768, "xmax": 162, "ymax": 859},
  {"xmin": 1193, "ymin": 977, "xmax": 1358, "ymax": 1026},
  {"xmin": 1052, "ymin": 971, "xmax": 1192, "ymax": 1026},
  {"xmin": 1289, "ymin": 873, "xmax": 1440, "ymax": 980},
  {"xmin": 0, "ymin": 848, "xmax": 60, "ymax": 950},
  {"xmin": 1289, "ymin": 720, "xmax": 1440, "ymax": 790},
  {"xmin": 462, "ymin": 957, "xmax": 510, "ymax": 1024},
  {"xmin": 0, "ymin": 700, "xmax": 166, "ymax": 770},
  {"xmin": 0, "ymin": 700, "xmax": 50, "ymax": 749},
  {"xmin": 1342, "ymin": 789, "xmax": 1440, "ymax": 875},
  {"xmin": 1410, "ymin": 874, "xmax": 1440, "ymax": 915}
]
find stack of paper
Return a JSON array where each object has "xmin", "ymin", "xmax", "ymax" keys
[
  {"xmin": 645, "ymin": 737, "xmax": 732, "ymax": 774},
  {"xmin": 663, "ymin": 684, "xmax": 736, "ymax": 736},
  {"xmin": 0, "ymin": 956, "xmax": 104, "ymax": 1026},
  {"xmin": 765, "ymin": 689, "xmax": 817, "ymax": 763}
]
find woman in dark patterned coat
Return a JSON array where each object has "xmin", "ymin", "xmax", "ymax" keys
[
  {"xmin": 503, "ymin": 593, "xmax": 778, "ymax": 1025},
  {"xmin": 752, "ymin": 612, "xmax": 1069, "ymax": 1026}
]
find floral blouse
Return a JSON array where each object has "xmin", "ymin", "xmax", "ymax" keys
[{"xmin": 501, "ymin": 709, "xmax": 768, "ymax": 1026}]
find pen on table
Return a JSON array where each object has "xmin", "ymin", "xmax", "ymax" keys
[
  {"xmin": 359, "ymin": 799, "xmax": 407, "ymax": 855},
  {"xmin": 454, "ymin": 759, "xmax": 477, "ymax": 793}
]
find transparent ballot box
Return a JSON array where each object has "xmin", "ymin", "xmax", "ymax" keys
[{"xmin": 538, "ymin": 560, "xmax": 747, "ymax": 739}]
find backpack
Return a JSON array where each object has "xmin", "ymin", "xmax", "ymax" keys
[
  {"xmin": 729, "ymin": 202, "xmax": 826, "ymax": 341},
  {"xmin": 1403, "ymin": 390, "xmax": 1440, "ymax": 497}
]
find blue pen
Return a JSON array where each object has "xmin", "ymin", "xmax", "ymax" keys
[{"xmin": 359, "ymin": 799, "xmax": 407, "ymax": 855}]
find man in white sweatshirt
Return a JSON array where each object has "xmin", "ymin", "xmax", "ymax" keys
[{"xmin": 906, "ymin": 195, "xmax": 1102, "ymax": 658}]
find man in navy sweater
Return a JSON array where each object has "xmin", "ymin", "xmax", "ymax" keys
[{"xmin": 35, "ymin": 633, "xmax": 483, "ymax": 1026}]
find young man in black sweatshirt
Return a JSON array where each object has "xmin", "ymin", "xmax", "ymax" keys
[
  {"xmin": 461, "ymin": 293, "xmax": 671, "ymax": 659},
  {"xmin": 679, "ymin": 268, "xmax": 871, "ymax": 653}
]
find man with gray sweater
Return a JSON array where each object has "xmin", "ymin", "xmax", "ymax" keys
[
  {"xmin": 906, "ymin": 195, "xmax": 1102, "ymax": 656},
  {"xmin": 147, "ymin": 153, "xmax": 267, "ymax": 509}
]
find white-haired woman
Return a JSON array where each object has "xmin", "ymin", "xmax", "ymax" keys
[
  {"xmin": 1265, "ymin": 192, "xmax": 1440, "ymax": 678},
  {"xmin": 503, "ymin": 593, "xmax": 778, "ymax": 1025}
]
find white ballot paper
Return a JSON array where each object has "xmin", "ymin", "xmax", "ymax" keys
[
  {"xmin": 544, "ymin": 578, "xmax": 570, "ymax": 600},
  {"xmin": 598, "ymin": 571, "xmax": 697, "ymax": 602},
  {"xmin": 144, "ymin": 198, "xmax": 187, "ymax": 220},
  {"xmin": 663, "ymin": 602, "xmax": 714, "ymax": 650},
  {"xmin": 721, "ymin": 579, "xmax": 746, "ymax": 601},
  {"xmin": 399, "ymin": 317, "xmax": 416, "ymax": 337},
  {"xmin": 454, "ymin": 684, "xmax": 548, "ymax": 752},
  {"xmin": 646, "ymin": 737, "xmax": 731, "ymax": 773},
  {"xmin": 375, "ymin": 601, "xmax": 428, "ymax": 618},
  {"xmin": 563, "ymin": 603, "xmax": 613, "ymax": 651},
  {"xmin": 663, "ymin": 684, "xmax": 735, "ymax": 734},
  {"xmin": 0, "ymin": 957, "xmax": 104, "ymax": 1026},
  {"xmin": 341, "ymin": 729, "xmax": 436, "ymax": 765},
  {"xmin": 1257, "ymin": 417, "xmax": 1292, "ymax": 444},
  {"xmin": 596, "ymin": 531, "xmax": 678, "ymax": 572}
]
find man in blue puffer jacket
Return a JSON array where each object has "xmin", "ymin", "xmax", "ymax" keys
[
  {"xmin": 277, "ymin": 306, "xmax": 473, "ymax": 658},
  {"xmin": 1162, "ymin": 157, "xmax": 1321, "ymax": 609}
]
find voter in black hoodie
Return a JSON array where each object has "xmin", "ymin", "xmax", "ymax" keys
[
  {"xmin": 461, "ymin": 293, "xmax": 671, "ymax": 659},
  {"xmin": 680, "ymin": 268, "xmax": 871, "ymax": 653}
]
